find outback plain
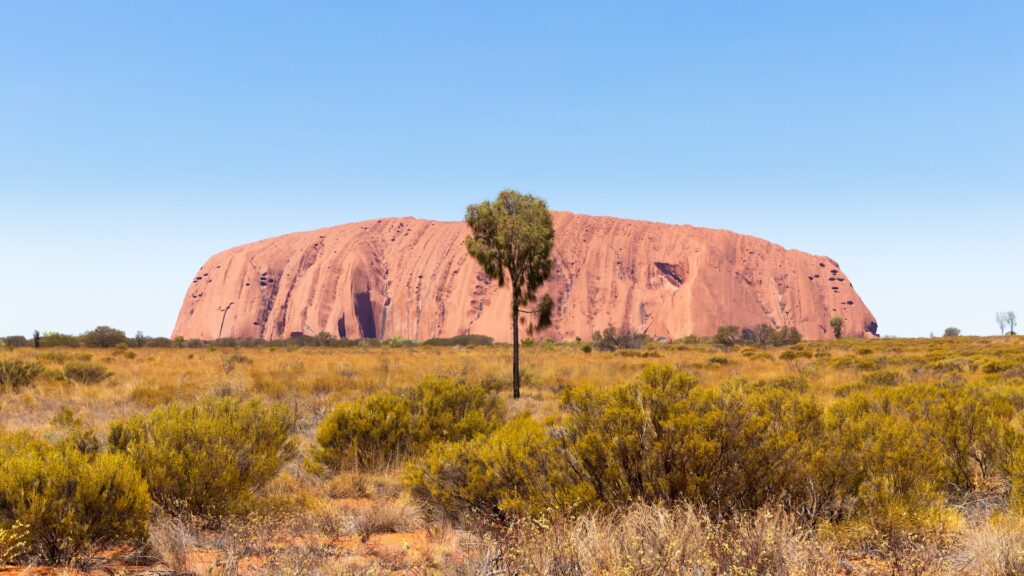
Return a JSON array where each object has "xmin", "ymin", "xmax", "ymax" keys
[{"xmin": 2, "ymin": 332, "xmax": 1024, "ymax": 575}]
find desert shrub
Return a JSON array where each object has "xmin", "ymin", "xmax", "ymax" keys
[
  {"xmin": 39, "ymin": 332, "xmax": 80, "ymax": 347},
  {"xmin": 63, "ymin": 361, "xmax": 112, "ymax": 384},
  {"xmin": 740, "ymin": 324, "xmax": 803, "ymax": 346},
  {"xmin": 145, "ymin": 337, "xmax": 173, "ymax": 348},
  {"xmin": 617, "ymin": 348, "xmax": 661, "ymax": 358},
  {"xmin": 830, "ymin": 354, "xmax": 881, "ymax": 371},
  {"xmin": 51, "ymin": 407, "xmax": 101, "ymax": 455},
  {"xmin": 1, "ymin": 336, "xmax": 29, "ymax": 348},
  {"xmin": 780, "ymin": 348, "xmax": 814, "ymax": 361},
  {"xmin": 221, "ymin": 352, "xmax": 252, "ymax": 373},
  {"xmin": 927, "ymin": 359, "xmax": 966, "ymax": 373},
  {"xmin": 423, "ymin": 334, "xmax": 494, "ymax": 346},
  {"xmin": 982, "ymin": 359, "xmax": 1018, "ymax": 374},
  {"xmin": 408, "ymin": 375, "xmax": 505, "ymax": 443},
  {"xmin": 905, "ymin": 384, "xmax": 1020, "ymax": 493},
  {"xmin": 406, "ymin": 415, "xmax": 591, "ymax": 519},
  {"xmin": 0, "ymin": 359, "xmax": 45, "ymax": 391},
  {"xmin": 111, "ymin": 347, "xmax": 136, "ymax": 359},
  {"xmin": 561, "ymin": 366, "xmax": 822, "ymax": 511},
  {"xmin": 943, "ymin": 327, "xmax": 961, "ymax": 337},
  {"xmin": 592, "ymin": 325, "xmax": 648, "ymax": 351},
  {"xmin": 862, "ymin": 369, "xmax": 903, "ymax": 387},
  {"xmin": 81, "ymin": 325, "xmax": 127, "ymax": 348},
  {"xmin": 315, "ymin": 375, "xmax": 504, "ymax": 470},
  {"xmin": 0, "ymin": 433, "xmax": 150, "ymax": 563},
  {"xmin": 315, "ymin": 390, "xmax": 415, "ymax": 470},
  {"xmin": 1008, "ymin": 444, "xmax": 1024, "ymax": 511},
  {"xmin": 713, "ymin": 325, "xmax": 740, "ymax": 347},
  {"xmin": 814, "ymin": 392, "xmax": 946, "ymax": 533},
  {"xmin": 109, "ymin": 397, "xmax": 296, "ymax": 520}
]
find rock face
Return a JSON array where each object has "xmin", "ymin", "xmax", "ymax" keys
[{"xmin": 172, "ymin": 212, "xmax": 877, "ymax": 342}]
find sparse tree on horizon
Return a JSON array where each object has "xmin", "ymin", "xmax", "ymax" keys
[
  {"xmin": 1008, "ymin": 311, "xmax": 1018, "ymax": 335},
  {"xmin": 996, "ymin": 312, "xmax": 1007, "ymax": 335},
  {"xmin": 465, "ymin": 189, "xmax": 555, "ymax": 399},
  {"xmin": 32, "ymin": 330, "xmax": 40, "ymax": 349},
  {"xmin": 829, "ymin": 316, "xmax": 844, "ymax": 339},
  {"xmin": 943, "ymin": 327, "xmax": 960, "ymax": 338}
]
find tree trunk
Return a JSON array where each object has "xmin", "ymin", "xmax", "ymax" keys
[{"xmin": 512, "ymin": 305, "xmax": 520, "ymax": 399}]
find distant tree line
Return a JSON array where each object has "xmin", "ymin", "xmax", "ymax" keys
[{"xmin": 0, "ymin": 326, "xmax": 498, "ymax": 350}]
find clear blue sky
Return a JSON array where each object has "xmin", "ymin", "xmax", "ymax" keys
[{"xmin": 2, "ymin": 1, "xmax": 1021, "ymax": 338}]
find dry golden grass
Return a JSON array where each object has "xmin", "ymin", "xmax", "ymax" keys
[{"xmin": 2, "ymin": 335, "xmax": 1024, "ymax": 574}]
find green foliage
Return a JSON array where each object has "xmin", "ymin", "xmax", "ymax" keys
[
  {"xmin": 591, "ymin": 325, "xmax": 649, "ymax": 351},
  {"xmin": 465, "ymin": 189, "xmax": 555, "ymax": 397},
  {"xmin": 81, "ymin": 325, "xmax": 127, "ymax": 348},
  {"xmin": 464, "ymin": 190, "xmax": 554, "ymax": 311},
  {"xmin": 51, "ymin": 407, "xmax": 101, "ymax": 455},
  {"xmin": 893, "ymin": 383, "xmax": 1020, "ymax": 494},
  {"xmin": 63, "ymin": 361, "xmax": 112, "ymax": 384},
  {"xmin": 561, "ymin": 366, "xmax": 821, "ymax": 511},
  {"xmin": 109, "ymin": 397, "xmax": 296, "ymax": 520},
  {"xmin": 814, "ymin": 392, "xmax": 945, "ymax": 532},
  {"xmin": 1010, "ymin": 444, "xmax": 1024, "ymax": 511},
  {"xmin": 409, "ymin": 375, "xmax": 506, "ymax": 442},
  {"xmin": 982, "ymin": 359, "xmax": 1018, "ymax": 374},
  {"xmin": 315, "ymin": 390, "xmax": 414, "ymax": 471},
  {"xmin": 39, "ymin": 332, "xmax": 80, "ymax": 347},
  {"xmin": 830, "ymin": 316, "xmax": 845, "ymax": 339},
  {"xmin": 0, "ymin": 359, "xmax": 45, "ymax": 392},
  {"xmin": 2, "ymin": 335, "xmax": 29, "ymax": 348},
  {"xmin": 740, "ymin": 324, "xmax": 803, "ymax": 346},
  {"xmin": 406, "ymin": 415, "xmax": 591, "ymax": 519},
  {"xmin": 0, "ymin": 434, "xmax": 150, "ymax": 563},
  {"xmin": 714, "ymin": 325, "xmax": 741, "ymax": 346},
  {"xmin": 315, "ymin": 375, "xmax": 504, "ymax": 471},
  {"xmin": 862, "ymin": 369, "xmax": 903, "ymax": 387},
  {"xmin": 422, "ymin": 334, "xmax": 495, "ymax": 346},
  {"xmin": 780, "ymin": 348, "xmax": 814, "ymax": 361}
]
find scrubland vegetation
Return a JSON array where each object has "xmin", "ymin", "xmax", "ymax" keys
[{"xmin": 2, "ymin": 335, "xmax": 1024, "ymax": 574}]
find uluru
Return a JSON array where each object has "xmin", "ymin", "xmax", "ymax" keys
[{"xmin": 172, "ymin": 212, "xmax": 877, "ymax": 342}]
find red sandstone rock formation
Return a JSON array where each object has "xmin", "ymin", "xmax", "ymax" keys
[{"xmin": 172, "ymin": 212, "xmax": 877, "ymax": 342}]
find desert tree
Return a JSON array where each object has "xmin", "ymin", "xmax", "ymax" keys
[
  {"xmin": 943, "ymin": 327, "xmax": 961, "ymax": 338},
  {"xmin": 465, "ymin": 189, "xmax": 554, "ymax": 399},
  {"xmin": 32, "ymin": 330, "xmax": 40, "ymax": 348},
  {"xmin": 82, "ymin": 325, "xmax": 127, "ymax": 348},
  {"xmin": 1008, "ymin": 311, "xmax": 1018, "ymax": 336},
  {"xmin": 996, "ymin": 312, "xmax": 1007, "ymax": 335},
  {"xmin": 829, "ymin": 316, "xmax": 844, "ymax": 339}
]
